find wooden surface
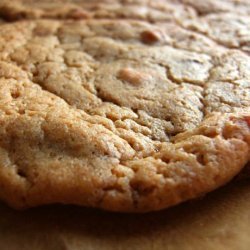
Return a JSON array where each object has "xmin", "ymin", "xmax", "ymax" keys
[{"xmin": 0, "ymin": 179, "xmax": 249, "ymax": 250}]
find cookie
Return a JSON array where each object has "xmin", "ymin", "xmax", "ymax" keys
[{"xmin": 0, "ymin": 18, "xmax": 249, "ymax": 212}]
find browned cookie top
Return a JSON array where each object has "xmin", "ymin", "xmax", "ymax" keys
[{"xmin": 0, "ymin": 17, "xmax": 248, "ymax": 212}]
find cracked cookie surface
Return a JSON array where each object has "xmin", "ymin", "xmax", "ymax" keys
[{"xmin": 0, "ymin": 14, "xmax": 249, "ymax": 211}]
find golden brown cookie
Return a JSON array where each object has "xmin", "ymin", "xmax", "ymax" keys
[
  {"xmin": 0, "ymin": 0, "xmax": 250, "ymax": 212},
  {"xmin": 0, "ymin": 18, "xmax": 249, "ymax": 212}
]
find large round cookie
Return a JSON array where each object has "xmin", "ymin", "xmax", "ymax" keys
[{"xmin": 0, "ymin": 18, "xmax": 249, "ymax": 212}]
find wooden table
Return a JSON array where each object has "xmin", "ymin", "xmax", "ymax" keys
[{"xmin": 0, "ymin": 179, "xmax": 249, "ymax": 250}]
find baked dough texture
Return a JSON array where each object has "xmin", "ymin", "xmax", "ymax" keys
[{"xmin": 0, "ymin": 1, "xmax": 249, "ymax": 212}]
